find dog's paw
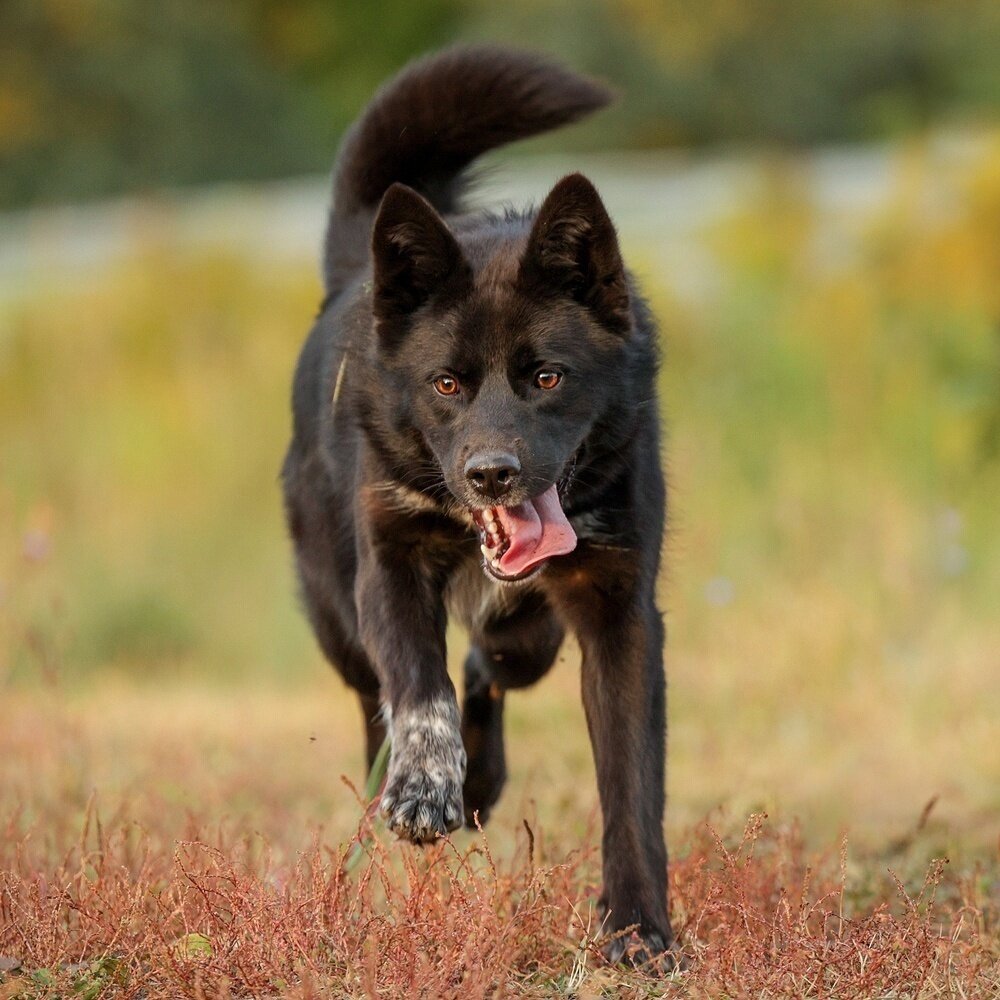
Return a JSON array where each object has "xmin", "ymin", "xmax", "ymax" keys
[
  {"xmin": 379, "ymin": 697, "xmax": 466, "ymax": 844},
  {"xmin": 597, "ymin": 900, "xmax": 682, "ymax": 973},
  {"xmin": 380, "ymin": 765, "xmax": 464, "ymax": 842},
  {"xmin": 602, "ymin": 929, "xmax": 684, "ymax": 973}
]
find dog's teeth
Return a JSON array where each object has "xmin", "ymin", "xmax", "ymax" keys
[
  {"xmin": 484, "ymin": 509, "xmax": 497, "ymax": 526},
  {"xmin": 481, "ymin": 544, "xmax": 490, "ymax": 558}
]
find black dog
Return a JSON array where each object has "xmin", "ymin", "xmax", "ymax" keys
[{"xmin": 282, "ymin": 45, "xmax": 673, "ymax": 961}]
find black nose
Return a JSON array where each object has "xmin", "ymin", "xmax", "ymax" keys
[{"xmin": 464, "ymin": 452, "xmax": 521, "ymax": 500}]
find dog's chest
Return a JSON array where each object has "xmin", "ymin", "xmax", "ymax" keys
[{"xmin": 445, "ymin": 557, "xmax": 538, "ymax": 634}]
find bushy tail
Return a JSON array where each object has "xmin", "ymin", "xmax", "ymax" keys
[{"xmin": 323, "ymin": 45, "xmax": 613, "ymax": 296}]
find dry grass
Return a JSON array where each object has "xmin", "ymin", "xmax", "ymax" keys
[
  {"xmin": 1, "ymin": 796, "xmax": 996, "ymax": 998},
  {"xmin": 0, "ymin": 681, "xmax": 997, "ymax": 998}
]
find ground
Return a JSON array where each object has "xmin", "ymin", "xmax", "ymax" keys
[{"xmin": 0, "ymin": 677, "xmax": 996, "ymax": 997}]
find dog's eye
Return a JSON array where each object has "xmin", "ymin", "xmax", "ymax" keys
[
  {"xmin": 535, "ymin": 370, "xmax": 562, "ymax": 390},
  {"xmin": 433, "ymin": 375, "xmax": 460, "ymax": 396}
]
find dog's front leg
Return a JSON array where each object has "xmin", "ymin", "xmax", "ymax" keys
[
  {"xmin": 582, "ymin": 595, "xmax": 673, "ymax": 960},
  {"xmin": 550, "ymin": 554, "xmax": 674, "ymax": 962},
  {"xmin": 355, "ymin": 531, "xmax": 465, "ymax": 844}
]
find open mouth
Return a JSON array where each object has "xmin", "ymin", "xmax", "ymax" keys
[{"xmin": 472, "ymin": 484, "xmax": 577, "ymax": 582}]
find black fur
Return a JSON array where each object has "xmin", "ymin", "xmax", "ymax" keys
[{"xmin": 283, "ymin": 44, "xmax": 675, "ymax": 964}]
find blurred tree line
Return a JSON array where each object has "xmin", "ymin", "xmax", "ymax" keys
[{"xmin": 2, "ymin": 0, "xmax": 998, "ymax": 208}]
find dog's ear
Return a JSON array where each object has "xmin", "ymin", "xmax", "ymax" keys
[
  {"xmin": 519, "ymin": 173, "xmax": 629, "ymax": 335},
  {"xmin": 371, "ymin": 183, "xmax": 470, "ymax": 333}
]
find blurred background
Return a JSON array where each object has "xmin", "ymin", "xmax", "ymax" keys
[{"xmin": 1, "ymin": 1, "xmax": 998, "ymax": 857}]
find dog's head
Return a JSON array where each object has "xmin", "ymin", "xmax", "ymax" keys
[{"xmin": 369, "ymin": 174, "xmax": 632, "ymax": 581}]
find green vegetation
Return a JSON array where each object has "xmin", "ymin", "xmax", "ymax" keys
[{"xmin": 3, "ymin": 0, "xmax": 1000, "ymax": 206}]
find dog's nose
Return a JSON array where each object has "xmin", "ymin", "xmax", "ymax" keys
[{"xmin": 464, "ymin": 452, "xmax": 521, "ymax": 500}]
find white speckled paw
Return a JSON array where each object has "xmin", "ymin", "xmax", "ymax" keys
[{"xmin": 379, "ymin": 697, "xmax": 466, "ymax": 843}]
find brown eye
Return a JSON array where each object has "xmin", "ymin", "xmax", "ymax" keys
[
  {"xmin": 434, "ymin": 375, "xmax": 460, "ymax": 396},
  {"xmin": 535, "ymin": 370, "xmax": 562, "ymax": 390}
]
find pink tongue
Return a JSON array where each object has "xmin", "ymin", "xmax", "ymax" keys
[{"xmin": 494, "ymin": 485, "xmax": 577, "ymax": 577}]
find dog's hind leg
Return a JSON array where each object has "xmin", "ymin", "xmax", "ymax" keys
[
  {"xmin": 359, "ymin": 692, "xmax": 387, "ymax": 772},
  {"xmin": 311, "ymin": 614, "xmax": 385, "ymax": 771},
  {"xmin": 304, "ymin": 595, "xmax": 385, "ymax": 770},
  {"xmin": 460, "ymin": 647, "xmax": 506, "ymax": 828},
  {"xmin": 462, "ymin": 592, "xmax": 563, "ymax": 827}
]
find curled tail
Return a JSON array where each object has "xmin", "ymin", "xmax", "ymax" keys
[{"xmin": 323, "ymin": 45, "xmax": 613, "ymax": 296}]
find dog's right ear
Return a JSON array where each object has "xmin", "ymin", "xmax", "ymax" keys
[{"xmin": 371, "ymin": 184, "xmax": 470, "ymax": 337}]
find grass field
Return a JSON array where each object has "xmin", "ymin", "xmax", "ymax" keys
[{"xmin": 1, "ymin": 138, "xmax": 999, "ymax": 996}]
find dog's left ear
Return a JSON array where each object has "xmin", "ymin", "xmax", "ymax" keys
[{"xmin": 519, "ymin": 173, "xmax": 629, "ymax": 335}]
